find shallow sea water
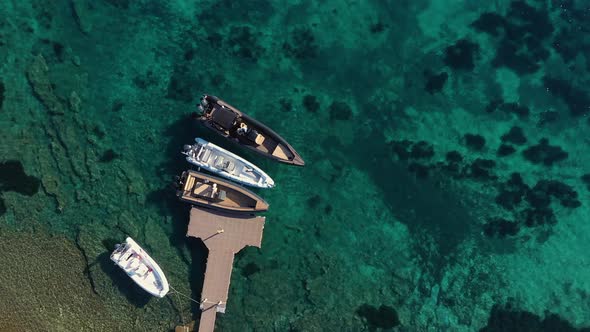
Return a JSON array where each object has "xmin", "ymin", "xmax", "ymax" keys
[{"xmin": 1, "ymin": 0, "xmax": 590, "ymax": 331}]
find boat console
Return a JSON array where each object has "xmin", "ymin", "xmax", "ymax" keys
[
  {"xmin": 237, "ymin": 123, "xmax": 265, "ymax": 145},
  {"xmin": 192, "ymin": 180, "xmax": 227, "ymax": 201},
  {"xmin": 200, "ymin": 95, "xmax": 237, "ymax": 131}
]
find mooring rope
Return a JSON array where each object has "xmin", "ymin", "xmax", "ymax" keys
[
  {"xmin": 169, "ymin": 285, "xmax": 201, "ymax": 304},
  {"xmin": 173, "ymin": 287, "xmax": 185, "ymax": 325}
]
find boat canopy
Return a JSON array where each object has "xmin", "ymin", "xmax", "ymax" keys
[{"xmin": 210, "ymin": 105, "xmax": 237, "ymax": 129}]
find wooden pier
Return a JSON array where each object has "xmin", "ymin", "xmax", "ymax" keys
[{"xmin": 186, "ymin": 207, "xmax": 265, "ymax": 332}]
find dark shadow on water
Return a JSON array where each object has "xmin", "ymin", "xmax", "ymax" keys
[
  {"xmin": 144, "ymin": 114, "xmax": 218, "ymax": 321},
  {"xmin": 146, "ymin": 188, "xmax": 191, "ymax": 253},
  {"xmin": 96, "ymin": 251, "xmax": 152, "ymax": 308},
  {"xmin": 147, "ymin": 114, "xmax": 202, "ymax": 253},
  {"xmin": 352, "ymin": 132, "xmax": 477, "ymax": 279},
  {"xmin": 102, "ymin": 238, "xmax": 120, "ymax": 251},
  {"xmin": 480, "ymin": 303, "xmax": 590, "ymax": 332},
  {"xmin": 0, "ymin": 160, "xmax": 41, "ymax": 216}
]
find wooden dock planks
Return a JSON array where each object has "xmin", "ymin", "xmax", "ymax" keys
[{"xmin": 187, "ymin": 207, "xmax": 265, "ymax": 332}]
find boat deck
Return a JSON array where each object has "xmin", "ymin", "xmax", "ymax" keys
[
  {"xmin": 208, "ymin": 96, "xmax": 302, "ymax": 165},
  {"xmin": 198, "ymin": 146, "xmax": 263, "ymax": 183},
  {"xmin": 187, "ymin": 207, "xmax": 266, "ymax": 332},
  {"xmin": 178, "ymin": 171, "xmax": 268, "ymax": 212}
]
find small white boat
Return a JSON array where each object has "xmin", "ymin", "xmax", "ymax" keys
[
  {"xmin": 183, "ymin": 137, "xmax": 275, "ymax": 189},
  {"xmin": 110, "ymin": 237, "xmax": 169, "ymax": 298}
]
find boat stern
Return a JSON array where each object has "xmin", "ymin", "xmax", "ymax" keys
[
  {"xmin": 197, "ymin": 95, "xmax": 208, "ymax": 114},
  {"xmin": 174, "ymin": 171, "xmax": 190, "ymax": 193},
  {"xmin": 197, "ymin": 94, "xmax": 219, "ymax": 116}
]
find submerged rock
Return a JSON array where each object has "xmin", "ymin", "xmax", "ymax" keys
[
  {"xmin": 483, "ymin": 218, "xmax": 520, "ymax": 238},
  {"xmin": 464, "ymin": 133, "xmax": 486, "ymax": 150},
  {"xmin": 410, "ymin": 141, "xmax": 435, "ymax": 159},
  {"xmin": 26, "ymin": 54, "xmax": 65, "ymax": 115},
  {"xmin": 530, "ymin": 180, "xmax": 581, "ymax": 208},
  {"xmin": 469, "ymin": 158, "xmax": 497, "ymax": 180},
  {"xmin": 471, "ymin": 12, "xmax": 506, "ymax": 36},
  {"xmin": 486, "ymin": 100, "xmax": 529, "ymax": 117},
  {"xmin": 390, "ymin": 140, "xmax": 413, "ymax": 160},
  {"xmin": 522, "ymin": 139, "xmax": 568, "ymax": 166},
  {"xmin": 302, "ymin": 94, "xmax": 320, "ymax": 113},
  {"xmin": 497, "ymin": 144, "xmax": 516, "ymax": 156},
  {"xmin": 71, "ymin": 0, "xmax": 93, "ymax": 34},
  {"xmin": 473, "ymin": 1, "xmax": 553, "ymax": 75},
  {"xmin": 481, "ymin": 303, "xmax": 586, "ymax": 332},
  {"xmin": 408, "ymin": 162, "xmax": 430, "ymax": 178},
  {"xmin": 543, "ymin": 76, "xmax": 590, "ymax": 117},
  {"xmin": 328, "ymin": 101, "xmax": 353, "ymax": 121},
  {"xmin": 356, "ymin": 304, "xmax": 400, "ymax": 330},
  {"xmin": 241, "ymin": 262, "xmax": 261, "ymax": 278},
  {"xmin": 446, "ymin": 151, "xmax": 463, "ymax": 163},
  {"xmin": 227, "ymin": 25, "xmax": 264, "ymax": 62},
  {"xmin": 283, "ymin": 27, "xmax": 318, "ymax": 60},
  {"xmin": 444, "ymin": 39, "xmax": 479, "ymax": 71},
  {"xmin": 424, "ymin": 70, "xmax": 448, "ymax": 94},
  {"xmin": 538, "ymin": 110, "xmax": 559, "ymax": 125},
  {"xmin": 495, "ymin": 173, "xmax": 529, "ymax": 210},
  {"xmin": 499, "ymin": 102, "xmax": 529, "ymax": 117},
  {"xmin": 501, "ymin": 126, "xmax": 527, "ymax": 145},
  {"xmin": 522, "ymin": 207, "xmax": 557, "ymax": 227},
  {"xmin": 0, "ymin": 160, "xmax": 41, "ymax": 197},
  {"xmin": 99, "ymin": 149, "xmax": 120, "ymax": 163}
]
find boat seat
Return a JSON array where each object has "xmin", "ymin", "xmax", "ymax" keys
[
  {"xmin": 193, "ymin": 183, "xmax": 211, "ymax": 196},
  {"xmin": 128, "ymin": 259, "xmax": 141, "ymax": 270},
  {"xmin": 223, "ymin": 161, "xmax": 235, "ymax": 172},
  {"xmin": 217, "ymin": 190, "xmax": 226, "ymax": 201},
  {"xmin": 136, "ymin": 265, "xmax": 149, "ymax": 275},
  {"xmin": 246, "ymin": 130, "xmax": 265, "ymax": 145},
  {"xmin": 255, "ymin": 134, "xmax": 265, "ymax": 145},
  {"xmin": 198, "ymin": 148, "xmax": 212, "ymax": 162},
  {"xmin": 214, "ymin": 156, "xmax": 225, "ymax": 168},
  {"xmin": 184, "ymin": 177, "xmax": 196, "ymax": 191}
]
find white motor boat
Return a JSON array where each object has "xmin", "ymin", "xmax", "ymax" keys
[
  {"xmin": 183, "ymin": 137, "xmax": 275, "ymax": 189},
  {"xmin": 110, "ymin": 237, "xmax": 169, "ymax": 298}
]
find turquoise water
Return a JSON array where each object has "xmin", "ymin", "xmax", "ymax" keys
[{"xmin": 1, "ymin": 0, "xmax": 590, "ymax": 331}]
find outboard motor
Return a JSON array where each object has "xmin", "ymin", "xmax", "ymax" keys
[
  {"xmin": 183, "ymin": 144, "xmax": 192, "ymax": 152},
  {"xmin": 173, "ymin": 175, "xmax": 182, "ymax": 189},
  {"xmin": 198, "ymin": 95, "xmax": 209, "ymax": 112}
]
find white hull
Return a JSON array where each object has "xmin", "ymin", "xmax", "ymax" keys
[
  {"xmin": 110, "ymin": 237, "xmax": 169, "ymax": 298},
  {"xmin": 183, "ymin": 138, "xmax": 275, "ymax": 189}
]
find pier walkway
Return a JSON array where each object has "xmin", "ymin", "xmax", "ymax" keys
[{"xmin": 187, "ymin": 207, "xmax": 265, "ymax": 332}]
